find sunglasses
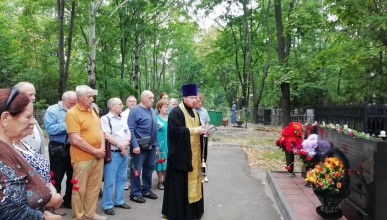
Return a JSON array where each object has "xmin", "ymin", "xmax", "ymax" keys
[{"xmin": 1, "ymin": 87, "xmax": 19, "ymax": 113}]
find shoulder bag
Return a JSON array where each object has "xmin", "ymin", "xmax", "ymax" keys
[
  {"xmin": 49, "ymin": 135, "xmax": 69, "ymax": 161},
  {"xmin": 136, "ymin": 109, "xmax": 153, "ymax": 151},
  {"xmin": 104, "ymin": 116, "xmax": 112, "ymax": 163}
]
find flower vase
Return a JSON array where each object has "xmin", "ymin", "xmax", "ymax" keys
[{"xmin": 313, "ymin": 190, "xmax": 349, "ymax": 219}]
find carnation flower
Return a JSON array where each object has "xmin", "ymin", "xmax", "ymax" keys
[
  {"xmin": 71, "ymin": 159, "xmax": 93, "ymax": 191},
  {"xmin": 130, "ymin": 163, "xmax": 140, "ymax": 177},
  {"xmin": 157, "ymin": 158, "xmax": 167, "ymax": 163}
]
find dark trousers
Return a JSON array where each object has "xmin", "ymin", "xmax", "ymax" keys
[
  {"xmin": 49, "ymin": 142, "xmax": 73, "ymax": 206},
  {"xmin": 130, "ymin": 147, "xmax": 156, "ymax": 196}
]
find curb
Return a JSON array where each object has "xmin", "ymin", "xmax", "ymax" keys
[{"xmin": 266, "ymin": 171, "xmax": 298, "ymax": 220}]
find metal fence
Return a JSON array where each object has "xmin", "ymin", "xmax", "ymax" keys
[
  {"xmin": 34, "ymin": 109, "xmax": 45, "ymax": 128},
  {"xmin": 315, "ymin": 104, "xmax": 387, "ymax": 135},
  {"xmin": 235, "ymin": 108, "xmax": 310, "ymax": 126},
  {"xmin": 270, "ymin": 109, "xmax": 309, "ymax": 126}
]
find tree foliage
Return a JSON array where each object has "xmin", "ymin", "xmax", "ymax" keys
[{"xmin": 0, "ymin": 0, "xmax": 385, "ymax": 118}]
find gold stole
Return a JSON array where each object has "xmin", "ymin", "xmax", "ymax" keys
[{"xmin": 179, "ymin": 103, "xmax": 203, "ymax": 203}]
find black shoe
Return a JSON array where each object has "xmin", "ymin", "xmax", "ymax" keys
[
  {"xmin": 103, "ymin": 208, "xmax": 115, "ymax": 215},
  {"xmin": 142, "ymin": 191, "xmax": 158, "ymax": 199},
  {"xmin": 62, "ymin": 202, "xmax": 72, "ymax": 209},
  {"xmin": 114, "ymin": 203, "xmax": 131, "ymax": 209},
  {"xmin": 130, "ymin": 195, "xmax": 146, "ymax": 203}
]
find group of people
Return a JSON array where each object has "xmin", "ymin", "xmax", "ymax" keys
[{"xmin": 0, "ymin": 82, "xmax": 212, "ymax": 220}]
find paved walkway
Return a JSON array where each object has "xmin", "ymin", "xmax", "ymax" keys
[
  {"xmin": 47, "ymin": 134, "xmax": 350, "ymax": 220},
  {"xmin": 267, "ymin": 171, "xmax": 348, "ymax": 220},
  {"xmin": 59, "ymin": 142, "xmax": 282, "ymax": 220}
]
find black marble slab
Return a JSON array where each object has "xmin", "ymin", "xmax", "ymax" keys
[{"xmin": 318, "ymin": 128, "xmax": 387, "ymax": 220}]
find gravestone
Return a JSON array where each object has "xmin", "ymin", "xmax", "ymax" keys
[{"xmin": 319, "ymin": 128, "xmax": 387, "ymax": 220}]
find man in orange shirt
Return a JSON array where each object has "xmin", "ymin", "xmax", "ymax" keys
[{"xmin": 66, "ymin": 85, "xmax": 107, "ymax": 220}]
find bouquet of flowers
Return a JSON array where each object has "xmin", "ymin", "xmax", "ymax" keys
[
  {"xmin": 305, "ymin": 150, "xmax": 350, "ymax": 195},
  {"xmin": 275, "ymin": 122, "xmax": 304, "ymax": 152},
  {"xmin": 293, "ymin": 134, "xmax": 331, "ymax": 169}
]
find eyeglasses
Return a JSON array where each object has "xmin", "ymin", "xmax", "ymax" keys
[{"xmin": 1, "ymin": 87, "xmax": 19, "ymax": 113}]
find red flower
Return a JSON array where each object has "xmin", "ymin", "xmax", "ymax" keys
[
  {"xmin": 306, "ymin": 156, "xmax": 312, "ymax": 161},
  {"xmin": 134, "ymin": 170, "xmax": 140, "ymax": 177},
  {"xmin": 71, "ymin": 178, "xmax": 79, "ymax": 184},
  {"xmin": 285, "ymin": 166, "xmax": 291, "ymax": 171},
  {"xmin": 50, "ymin": 180, "xmax": 56, "ymax": 185},
  {"xmin": 49, "ymin": 171, "xmax": 54, "ymax": 178},
  {"xmin": 71, "ymin": 159, "xmax": 93, "ymax": 191},
  {"xmin": 157, "ymin": 158, "xmax": 167, "ymax": 163}
]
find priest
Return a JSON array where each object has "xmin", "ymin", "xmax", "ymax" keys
[{"xmin": 162, "ymin": 84, "xmax": 208, "ymax": 220}]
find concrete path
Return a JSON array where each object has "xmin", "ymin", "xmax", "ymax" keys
[{"xmin": 59, "ymin": 142, "xmax": 282, "ymax": 220}]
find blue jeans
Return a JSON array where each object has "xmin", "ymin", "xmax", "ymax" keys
[
  {"xmin": 101, "ymin": 152, "xmax": 129, "ymax": 209},
  {"xmin": 130, "ymin": 147, "xmax": 156, "ymax": 196}
]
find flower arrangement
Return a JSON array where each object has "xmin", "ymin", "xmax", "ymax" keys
[
  {"xmin": 320, "ymin": 122, "xmax": 370, "ymax": 139},
  {"xmin": 275, "ymin": 122, "xmax": 304, "ymax": 152},
  {"xmin": 293, "ymin": 134, "xmax": 331, "ymax": 169},
  {"xmin": 71, "ymin": 160, "xmax": 93, "ymax": 191},
  {"xmin": 305, "ymin": 150, "xmax": 350, "ymax": 195}
]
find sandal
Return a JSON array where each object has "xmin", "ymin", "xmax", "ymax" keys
[
  {"xmin": 51, "ymin": 208, "xmax": 67, "ymax": 216},
  {"xmin": 157, "ymin": 182, "xmax": 164, "ymax": 190}
]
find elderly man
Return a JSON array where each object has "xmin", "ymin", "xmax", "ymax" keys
[
  {"xmin": 162, "ymin": 84, "xmax": 208, "ymax": 220},
  {"xmin": 14, "ymin": 82, "xmax": 45, "ymax": 155},
  {"xmin": 66, "ymin": 85, "xmax": 107, "ymax": 220},
  {"xmin": 44, "ymin": 91, "xmax": 77, "ymax": 211},
  {"xmin": 128, "ymin": 90, "xmax": 158, "ymax": 203},
  {"xmin": 120, "ymin": 95, "xmax": 137, "ymax": 191},
  {"xmin": 101, "ymin": 98, "xmax": 131, "ymax": 215},
  {"xmin": 121, "ymin": 95, "xmax": 137, "ymax": 121}
]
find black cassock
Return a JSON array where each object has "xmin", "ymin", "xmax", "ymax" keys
[{"xmin": 162, "ymin": 104, "xmax": 205, "ymax": 220}]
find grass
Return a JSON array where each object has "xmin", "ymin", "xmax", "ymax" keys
[
  {"xmin": 211, "ymin": 124, "xmax": 304, "ymax": 172},
  {"xmin": 241, "ymin": 146, "xmax": 304, "ymax": 172}
]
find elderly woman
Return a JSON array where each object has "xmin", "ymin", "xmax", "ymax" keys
[
  {"xmin": 0, "ymin": 87, "xmax": 62, "ymax": 219},
  {"xmin": 155, "ymin": 100, "xmax": 169, "ymax": 190}
]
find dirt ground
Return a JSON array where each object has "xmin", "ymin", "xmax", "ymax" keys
[{"xmin": 210, "ymin": 123, "xmax": 303, "ymax": 172}]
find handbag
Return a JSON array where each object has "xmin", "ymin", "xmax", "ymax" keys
[
  {"xmin": 49, "ymin": 135, "xmax": 69, "ymax": 161},
  {"xmin": 134, "ymin": 109, "xmax": 154, "ymax": 151},
  {"xmin": 137, "ymin": 136, "xmax": 152, "ymax": 151},
  {"xmin": 104, "ymin": 116, "xmax": 113, "ymax": 163}
]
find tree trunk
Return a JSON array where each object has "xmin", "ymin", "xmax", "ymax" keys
[
  {"xmin": 242, "ymin": 0, "xmax": 252, "ymax": 110},
  {"xmin": 274, "ymin": 0, "xmax": 293, "ymax": 127},
  {"xmin": 133, "ymin": 33, "xmax": 141, "ymax": 97},
  {"xmin": 87, "ymin": 1, "xmax": 100, "ymax": 89},
  {"xmin": 64, "ymin": 0, "xmax": 75, "ymax": 91},
  {"xmin": 252, "ymin": 0, "xmax": 273, "ymax": 123},
  {"xmin": 57, "ymin": 0, "xmax": 65, "ymax": 100}
]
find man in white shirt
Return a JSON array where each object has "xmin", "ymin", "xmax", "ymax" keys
[
  {"xmin": 121, "ymin": 95, "xmax": 137, "ymax": 122},
  {"xmin": 15, "ymin": 82, "xmax": 45, "ymax": 156},
  {"xmin": 101, "ymin": 98, "xmax": 131, "ymax": 215},
  {"xmin": 120, "ymin": 95, "xmax": 137, "ymax": 190}
]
